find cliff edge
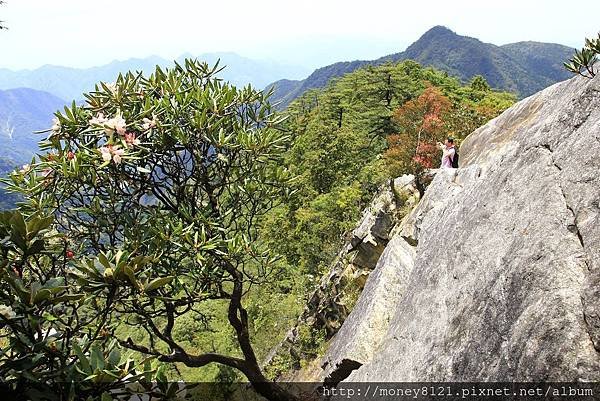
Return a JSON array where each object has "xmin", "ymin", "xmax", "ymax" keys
[{"xmin": 322, "ymin": 72, "xmax": 600, "ymax": 383}]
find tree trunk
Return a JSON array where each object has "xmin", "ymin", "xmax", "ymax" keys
[
  {"xmin": 241, "ymin": 361, "xmax": 300, "ymax": 401},
  {"xmin": 224, "ymin": 262, "xmax": 301, "ymax": 401}
]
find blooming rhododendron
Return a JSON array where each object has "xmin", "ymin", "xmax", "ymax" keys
[
  {"xmin": 89, "ymin": 112, "xmax": 107, "ymax": 125},
  {"xmin": 111, "ymin": 115, "xmax": 127, "ymax": 136},
  {"xmin": 142, "ymin": 116, "xmax": 157, "ymax": 130},
  {"xmin": 90, "ymin": 113, "xmax": 127, "ymax": 136},
  {"xmin": 124, "ymin": 132, "xmax": 140, "ymax": 148},
  {"xmin": 99, "ymin": 145, "xmax": 125, "ymax": 164},
  {"xmin": 103, "ymin": 114, "xmax": 127, "ymax": 136}
]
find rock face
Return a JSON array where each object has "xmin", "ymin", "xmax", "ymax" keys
[
  {"xmin": 262, "ymin": 176, "xmax": 419, "ymax": 379},
  {"xmin": 328, "ymin": 73, "xmax": 600, "ymax": 383},
  {"xmin": 321, "ymin": 235, "xmax": 416, "ymax": 384}
]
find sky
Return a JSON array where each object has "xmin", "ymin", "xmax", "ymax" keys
[{"xmin": 0, "ymin": 0, "xmax": 599, "ymax": 71}]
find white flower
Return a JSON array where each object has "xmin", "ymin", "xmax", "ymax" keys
[
  {"xmin": 19, "ymin": 164, "xmax": 31, "ymax": 174},
  {"xmin": 93, "ymin": 113, "xmax": 128, "ymax": 136},
  {"xmin": 112, "ymin": 148, "xmax": 125, "ymax": 164},
  {"xmin": 101, "ymin": 114, "xmax": 127, "ymax": 136},
  {"xmin": 0, "ymin": 304, "xmax": 16, "ymax": 319},
  {"xmin": 51, "ymin": 117, "xmax": 61, "ymax": 133},
  {"xmin": 100, "ymin": 146, "xmax": 112, "ymax": 162},
  {"xmin": 99, "ymin": 145, "xmax": 125, "ymax": 164},
  {"xmin": 141, "ymin": 116, "xmax": 158, "ymax": 131},
  {"xmin": 89, "ymin": 112, "xmax": 107, "ymax": 125},
  {"xmin": 111, "ymin": 115, "xmax": 127, "ymax": 136}
]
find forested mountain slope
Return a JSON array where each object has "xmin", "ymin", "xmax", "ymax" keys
[{"xmin": 267, "ymin": 26, "xmax": 573, "ymax": 107}]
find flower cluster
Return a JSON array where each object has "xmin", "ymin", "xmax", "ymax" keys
[
  {"xmin": 89, "ymin": 112, "xmax": 127, "ymax": 136},
  {"xmin": 142, "ymin": 116, "xmax": 157, "ymax": 130},
  {"xmin": 18, "ymin": 164, "xmax": 31, "ymax": 174},
  {"xmin": 86, "ymin": 110, "xmax": 158, "ymax": 165},
  {"xmin": 89, "ymin": 112, "xmax": 132, "ymax": 165},
  {"xmin": 124, "ymin": 132, "xmax": 139, "ymax": 148},
  {"xmin": 0, "ymin": 304, "xmax": 16, "ymax": 319},
  {"xmin": 99, "ymin": 145, "xmax": 125, "ymax": 164}
]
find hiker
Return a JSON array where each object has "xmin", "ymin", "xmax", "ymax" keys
[{"xmin": 438, "ymin": 137, "xmax": 458, "ymax": 168}]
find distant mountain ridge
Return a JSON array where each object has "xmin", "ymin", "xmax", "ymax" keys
[
  {"xmin": 0, "ymin": 53, "xmax": 310, "ymax": 102},
  {"xmin": 266, "ymin": 26, "xmax": 575, "ymax": 107},
  {"xmin": 0, "ymin": 87, "xmax": 66, "ymax": 164}
]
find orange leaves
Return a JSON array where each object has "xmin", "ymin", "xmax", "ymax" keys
[
  {"xmin": 393, "ymin": 86, "xmax": 451, "ymax": 138},
  {"xmin": 412, "ymin": 142, "xmax": 438, "ymax": 170},
  {"xmin": 384, "ymin": 86, "xmax": 451, "ymax": 178}
]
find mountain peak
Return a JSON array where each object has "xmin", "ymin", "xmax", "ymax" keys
[{"xmin": 419, "ymin": 25, "xmax": 457, "ymax": 39}]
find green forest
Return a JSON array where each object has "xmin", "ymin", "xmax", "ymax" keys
[{"xmin": 0, "ymin": 59, "xmax": 515, "ymax": 401}]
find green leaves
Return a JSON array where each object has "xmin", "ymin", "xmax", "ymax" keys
[
  {"xmin": 565, "ymin": 33, "xmax": 599, "ymax": 78},
  {"xmin": 9, "ymin": 212, "xmax": 27, "ymax": 252},
  {"xmin": 0, "ymin": 210, "xmax": 167, "ymax": 399},
  {"xmin": 0, "ymin": 211, "xmax": 55, "ymax": 257},
  {"xmin": 74, "ymin": 250, "xmax": 177, "ymax": 297},
  {"xmin": 2, "ymin": 58, "xmax": 294, "ymax": 395},
  {"xmin": 29, "ymin": 278, "xmax": 67, "ymax": 305},
  {"xmin": 144, "ymin": 276, "xmax": 174, "ymax": 293},
  {"xmin": 72, "ymin": 339, "xmax": 160, "ymax": 391}
]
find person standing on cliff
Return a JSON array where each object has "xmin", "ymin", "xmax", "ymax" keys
[{"xmin": 438, "ymin": 137, "xmax": 456, "ymax": 168}]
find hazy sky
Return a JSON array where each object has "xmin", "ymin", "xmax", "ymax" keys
[{"xmin": 1, "ymin": 0, "xmax": 599, "ymax": 70}]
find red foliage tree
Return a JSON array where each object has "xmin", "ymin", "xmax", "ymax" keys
[{"xmin": 384, "ymin": 86, "xmax": 452, "ymax": 193}]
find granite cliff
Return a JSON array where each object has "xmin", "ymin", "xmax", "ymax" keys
[{"xmin": 280, "ymin": 71, "xmax": 600, "ymax": 386}]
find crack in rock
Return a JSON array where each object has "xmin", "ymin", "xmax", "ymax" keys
[
  {"xmin": 537, "ymin": 143, "xmax": 600, "ymax": 356},
  {"xmin": 538, "ymin": 144, "xmax": 585, "ymax": 250}
]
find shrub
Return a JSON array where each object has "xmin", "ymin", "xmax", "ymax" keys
[
  {"xmin": 0, "ymin": 211, "xmax": 164, "ymax": 400},
  {"xmin": 6, "ymin": 60, "xmax": 297, "ymax": 401}
]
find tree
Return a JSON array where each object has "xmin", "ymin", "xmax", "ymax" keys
[
  {"xmin": 335, "ymin": 62, "xmax": 423, "ymax": 140},
  {"xmin": 384, "ymin": 86, "xmax": 451, "ymax": 195},
  {"xmin": 8, "ymin": 60, "xmax": 297, "ymax": 401},
  {"xmin": 469, "ymin": 75, "xmax": 491, "ymax": 92}
]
